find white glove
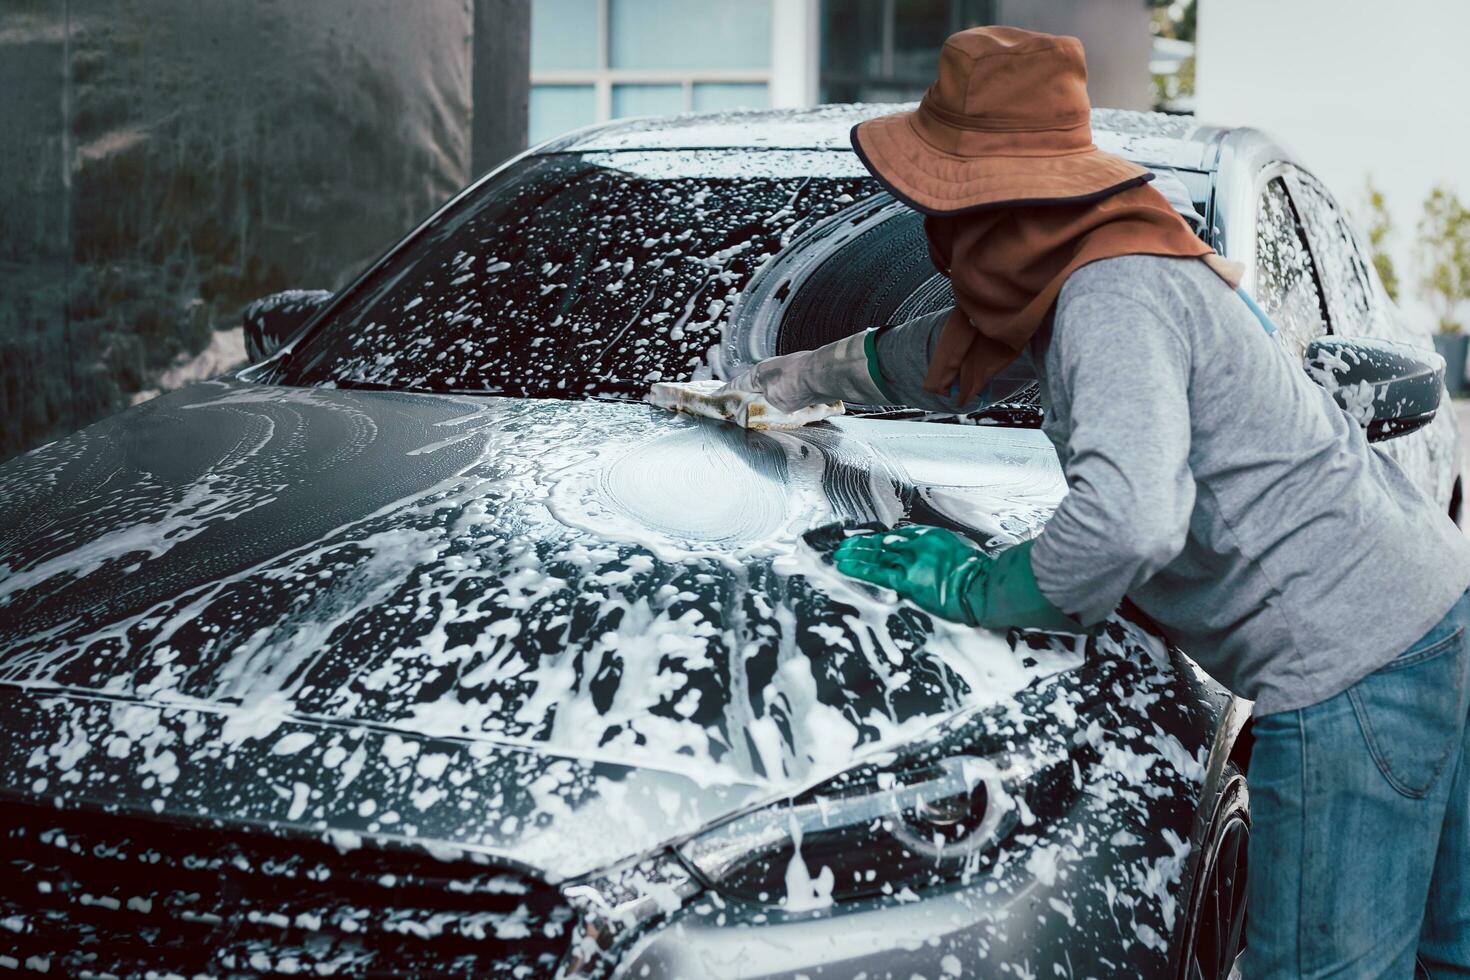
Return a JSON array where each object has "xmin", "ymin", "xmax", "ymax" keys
[{"xmin": 718, "ymin": 330, "xmax": 890, "ymax": 423}]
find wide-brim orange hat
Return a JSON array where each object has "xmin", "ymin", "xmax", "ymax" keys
[{"xmin": 851, "ymin": 26, "xmax": 1152, "ymax": 216}]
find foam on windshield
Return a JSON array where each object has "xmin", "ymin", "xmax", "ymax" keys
[{"xmin": 283, "ymin": 152, "xmax": 871, "ymax": 400}]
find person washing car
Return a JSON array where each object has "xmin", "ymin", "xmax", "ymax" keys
[{"xmin": 719, "ymin": 26, "xmax": 1470, "ymax": 978}]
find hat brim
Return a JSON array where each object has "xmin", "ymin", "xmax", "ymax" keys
[{"xmin": 851, "ymin": 112, "xmax": 1152, "ymax": 217}]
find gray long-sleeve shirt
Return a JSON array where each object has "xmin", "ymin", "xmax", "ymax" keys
[{"xmin": 875, "ymin": 254, "xmax": 1470, "ymax": 715}]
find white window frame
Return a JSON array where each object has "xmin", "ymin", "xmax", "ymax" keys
[{"xmin": 530, "ymin": 0, "xmax": 816, "ymax": 124}]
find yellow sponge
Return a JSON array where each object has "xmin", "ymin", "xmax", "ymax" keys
[{"xmin": 646, "ymin": 380, "xmax": 844, "ymax": 430}]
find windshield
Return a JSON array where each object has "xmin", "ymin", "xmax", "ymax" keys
[{"xmin": 282, "ymin": 150, "xmax": 873, "ymax": 398}]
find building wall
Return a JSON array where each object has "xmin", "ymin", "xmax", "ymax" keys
[
  {"xmin": 1195, "ymin": 0, "xmax": 1470, "ymax": 333},
  {"xmin": 475, "ymin": 0, "xmax": 534, "ymax": 174},
  {"xmin": 772, "ymin": 0, "xmax": 821, "ymax": 107},
  {"xmin": 529, "ymin": 0, "xmax": 1152, "ymax": 144}
]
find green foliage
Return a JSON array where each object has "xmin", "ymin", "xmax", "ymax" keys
[
  {"xmin": 1152, "ymin": 55, "xmax": 1195, "ymax": 109},
  {"xmin": 1178, "ymin": 0, "xmax": 1197, "ymax": 43},
  {"xmin": 1359, "ymin": 177, "xmax": 1400, "ymax": 302},
  {"xmin": 1150, "ymin": 0, "xmax": 1197, "ymax": 42},
  {"xmin": 1149, "ymin": 1, "xmax": 1196, "ymax": 110},
  {"xmin": 0, "ymin": 258, "xmax": 216, "ymax": 460},
  {"xmin": 1417, "ymin": 185, "xmax": 1470, "ymax": 334}
]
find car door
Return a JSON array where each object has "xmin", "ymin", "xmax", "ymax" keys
[
  {"xmin": 1275, "ymin": 166, "xmax": 1461, "ymax": 510},
  {"xmin": 1252, "ymin": 168, "xmax": 1331, "ymax": 360},
  {"xmin": 1280, "ymin": 169, "xmax": 1377, "ymax": 335}
]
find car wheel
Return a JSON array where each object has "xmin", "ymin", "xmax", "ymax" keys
[{"xmin": 1177, "ymin": 764, "xmax": 1249, "ymax": 980}]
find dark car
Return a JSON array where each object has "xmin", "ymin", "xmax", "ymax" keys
[{"xmin": 0, "ymin": 105, "xmax": 1455, "ymax": 979}]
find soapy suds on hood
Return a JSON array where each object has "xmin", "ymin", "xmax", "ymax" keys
[
  {"xmin": 0, "ymin": 379, "xmax": 1218, "ymax": 971},
  {"xmin": 1, "ymin": 384, "xmax": 1078, "ymax": 805}
]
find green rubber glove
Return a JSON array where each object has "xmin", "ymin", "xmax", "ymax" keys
[
  {"xmin": 834, "ymin": 525, "xmax": 986, "ymax": 623},
  {"xmin": 980, "ymin": 539, "xmax": 1083, "ymax": 632},
  {"xmin": 833, "ymin": 526, "xmax": 1081, "ymax": 632}
]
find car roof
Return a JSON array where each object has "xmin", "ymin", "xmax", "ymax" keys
[{"xmin": 539, "ymin": 103, "xmax": 1230, "ymax": 173}]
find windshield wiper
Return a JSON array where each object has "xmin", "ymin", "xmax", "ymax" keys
[
  {"xmin": 854, "ymin": 403, "xmax": 1044, "ymax": 428},
  {"xmin": 327, "ymin": 378, "xmax": 516, "ymax": 398}
]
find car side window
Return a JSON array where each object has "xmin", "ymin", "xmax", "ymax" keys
[
  {"xmin": 1255, "ymin": 176, "xmax": 1329, "ymax": 357},
  {"xmin": 1284, "ymin": 169, "xmax": 1375, "ymax": 334}
]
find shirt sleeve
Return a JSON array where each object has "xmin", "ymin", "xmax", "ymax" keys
[
  {"xmin": 1029, "ymin": 291, "xmax": 1196, "ymax": 626},
  {"xmin": 873, "ymin": 306, "xmax": 1036, "ymax": 414}
]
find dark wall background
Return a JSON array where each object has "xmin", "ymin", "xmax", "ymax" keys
[{"xmin": 0, "ymin": 0, "xmax": 528, "ymax": 463}]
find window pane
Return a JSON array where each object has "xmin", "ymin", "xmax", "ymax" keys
[
  {"xmin": 610, "ymin": 0, "xmax": 772, "ymax": 69},
  {"xmin": 953, "ymin": 0, "xmax": 997, "ymax": 29},
  {"xmin": 692, "ymin": 82, "xmax": 769, "ymax": 112},
  {"xmin": 892, "ymin": 0, "xmax": 951, "ymax": 81},
  {"xmin": 1285, "ymin": 170, "xmax": 1375, "ymax": 333},
  {"xmin": 821, "ymin": 0, "xmax": 885, "ymax": 79},
  {"xmin": 531, "ymin": 0, "xmax": 600, "ymax": 71},
  {"xmin": 612, "ymin": 83, "xmax": 685, "ymax": 118},
  {"xmin": 530, "ymin": 85, "xmax": 597, "ymax": 144},
  {"xmin": 821, "ymin": 0, "xmax": 997, "ymax": 102},
  {"xmin": 1256, "ymin": 177, "xmax": 1328, "ymax": 357}
]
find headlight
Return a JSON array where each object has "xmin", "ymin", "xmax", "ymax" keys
[
  {"xmin": 677, "ymin": 752, "xmax": 1061, "ymax": 911},
  {"xmin": 561, "ymin": 854, "xmax": 700, "ymax": 976}
]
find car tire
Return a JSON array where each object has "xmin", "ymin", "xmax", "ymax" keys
[{"xmin": 1175, "ymin": 763, "xmax": 1249, "ymax": 980}]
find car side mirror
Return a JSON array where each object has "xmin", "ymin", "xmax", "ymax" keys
[
  {"xmin": 242, "ymin": 289, "xmax": 333, "ymax": 363},
  {"xmin": 1304, "ymin": 336, "xmax": 1444, "ymax": 442}
]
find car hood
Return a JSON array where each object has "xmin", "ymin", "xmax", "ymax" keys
[{"xmin": 0, "ymin": 379, "xmax": 1077, "ymax": 879}]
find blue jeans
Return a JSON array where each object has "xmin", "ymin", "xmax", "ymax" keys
[{"xmin": 1247, "ymin": 588, "xmax": 1470, "ymax": 978}]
